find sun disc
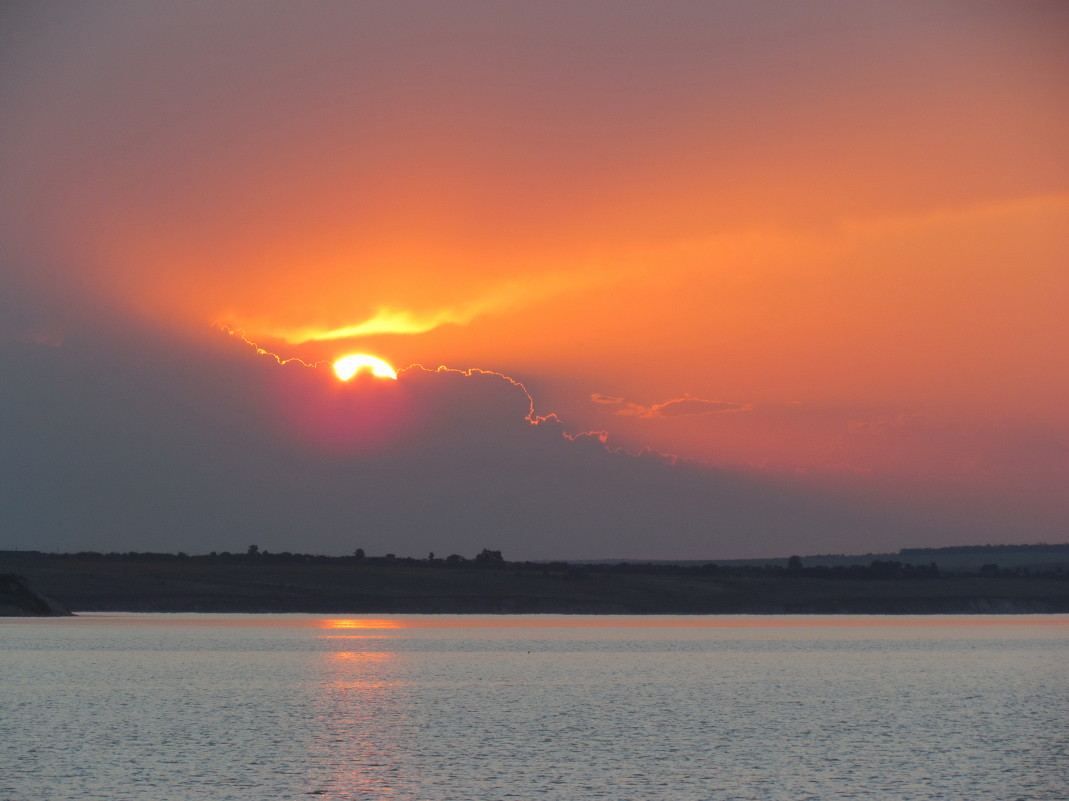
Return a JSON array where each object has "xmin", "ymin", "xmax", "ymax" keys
[{"xmin": 333, "ymin": 354, "xmax": 397, "ymax": 381}]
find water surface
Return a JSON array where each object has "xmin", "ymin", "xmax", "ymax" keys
[{"xmin": 3, "ymin": 614, "xmax": 1067, "ymax": 800}]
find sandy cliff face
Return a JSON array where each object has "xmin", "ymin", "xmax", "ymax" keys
[{"xmin": 0, "ymin": 574, "xmax": 71, "ymax": 616}]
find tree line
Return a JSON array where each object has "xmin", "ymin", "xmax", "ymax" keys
[{"xmin": 3, "ymin": 548, "xmax": 1066, "ymax": 580}]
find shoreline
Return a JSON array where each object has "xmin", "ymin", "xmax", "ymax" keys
[{"xmin": 4, "ymin": 553, "xmax": 1068, "ymax": 616}]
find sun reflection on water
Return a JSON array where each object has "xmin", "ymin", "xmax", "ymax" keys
[
  {"xmin": 319, "ymin": 618, "xmax": 403, "ymax": 630},
  {"xmin": 308, "ymin": 644, "xmax": 413, "ymax": 798}
]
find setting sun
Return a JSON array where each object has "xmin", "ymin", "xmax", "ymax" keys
[{"xmin": 333, "ymin": 354, "xmax": 398, "ymax": 381}]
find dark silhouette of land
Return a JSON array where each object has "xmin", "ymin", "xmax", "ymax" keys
[
  {"xmin": 0, "ymin": 574, "xmax": 71, "ymax": 616},
  {"xmin": 3, "ymin": 545, "xmax": 1068, "ymax": 614}
]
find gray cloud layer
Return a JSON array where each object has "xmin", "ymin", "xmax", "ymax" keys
[{"xmin": 0, "ymin": 321, "xmax": 944, "ymax": 560}]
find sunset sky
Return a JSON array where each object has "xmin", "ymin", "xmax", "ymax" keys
[{"xmin": 2, "ymin": 1, "xmax": 1066, "ymax": 559}]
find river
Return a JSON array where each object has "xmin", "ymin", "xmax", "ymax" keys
[{"xmin": 2, "ymin": 614, "xmax": 1067, "ymax": 800}]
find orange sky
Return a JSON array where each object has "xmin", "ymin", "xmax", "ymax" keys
[{"xmin": 1, "ymin": 1, "xmax": 1066, "ymax": 555}]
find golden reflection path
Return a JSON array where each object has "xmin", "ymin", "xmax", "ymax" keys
[
  {"xmin": 320, "ymin": 618, "xmax": 403, "ymax": 629},
  {"xmin": 311, "ymin": 644, "xmax": 410, "ymax": 797}
]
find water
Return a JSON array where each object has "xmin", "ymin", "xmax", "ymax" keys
[{"xmin": 2, "ymin": 614, "xmax": 1067, "ymax": 801}]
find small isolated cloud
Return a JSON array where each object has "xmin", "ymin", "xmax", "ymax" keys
[{"xmin": 594, "ymin": 392, "xmax": 750, "ymax": 418}]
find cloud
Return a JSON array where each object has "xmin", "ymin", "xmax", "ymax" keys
[
  {"xmin": 0, "ymin": 322, "xmax": 960, "ymax": 560},
  {"xmin": 594, "ymin": 392, "xmax": 751, "ymax": 418},
  {"xmin": 245, "ymin": 269, "xmax": 619, "ymax": 346}
]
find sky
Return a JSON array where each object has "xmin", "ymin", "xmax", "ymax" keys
[{"xmin": 1, "ymin": 1, "xmax": 1067, "ymax": 560}]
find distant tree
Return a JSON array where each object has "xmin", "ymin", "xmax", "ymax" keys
[
  {"xmin": 787, "ymin": 555, "xmax": 803, "ymax": 572},
  {"xmin": 869, "ymin": 559, "xmax": 903, "ymax": 579},
  {"xmin": 247, "ymin": 544, "xmax": 259, "ymax": 557},
  {"xmin": 428, "ymin": 552, "xmax": 435, "ymax": 561},
  {"xmin": 445, "ymin": 554, "xmax": 464, "ymax": 565},
  {"xmin": 475, "ymin": 548, "xmax": 504, "ymax": 566},
  {"xmin": 353, "ymin": 548, "xmax": 365, "ymax": 560}
]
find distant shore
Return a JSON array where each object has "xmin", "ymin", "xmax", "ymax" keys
[{"xmin": 3, "ymin": 548, "xmax": 1068, "ymax": 615}]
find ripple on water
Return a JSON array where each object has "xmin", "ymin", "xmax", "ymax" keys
[{"xmin": 2, "ymin": 615, "xmax": 1067, "ymax": 801}]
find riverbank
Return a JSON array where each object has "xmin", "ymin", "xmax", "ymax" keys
[{"xmin": 3, "ymin": 553, "xmax": 1068, "ymax": 614}]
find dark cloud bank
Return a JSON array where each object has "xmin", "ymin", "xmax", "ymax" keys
[{"xmin": 0, "ymin": 317, "xmax": 975, "ymax": 561}]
